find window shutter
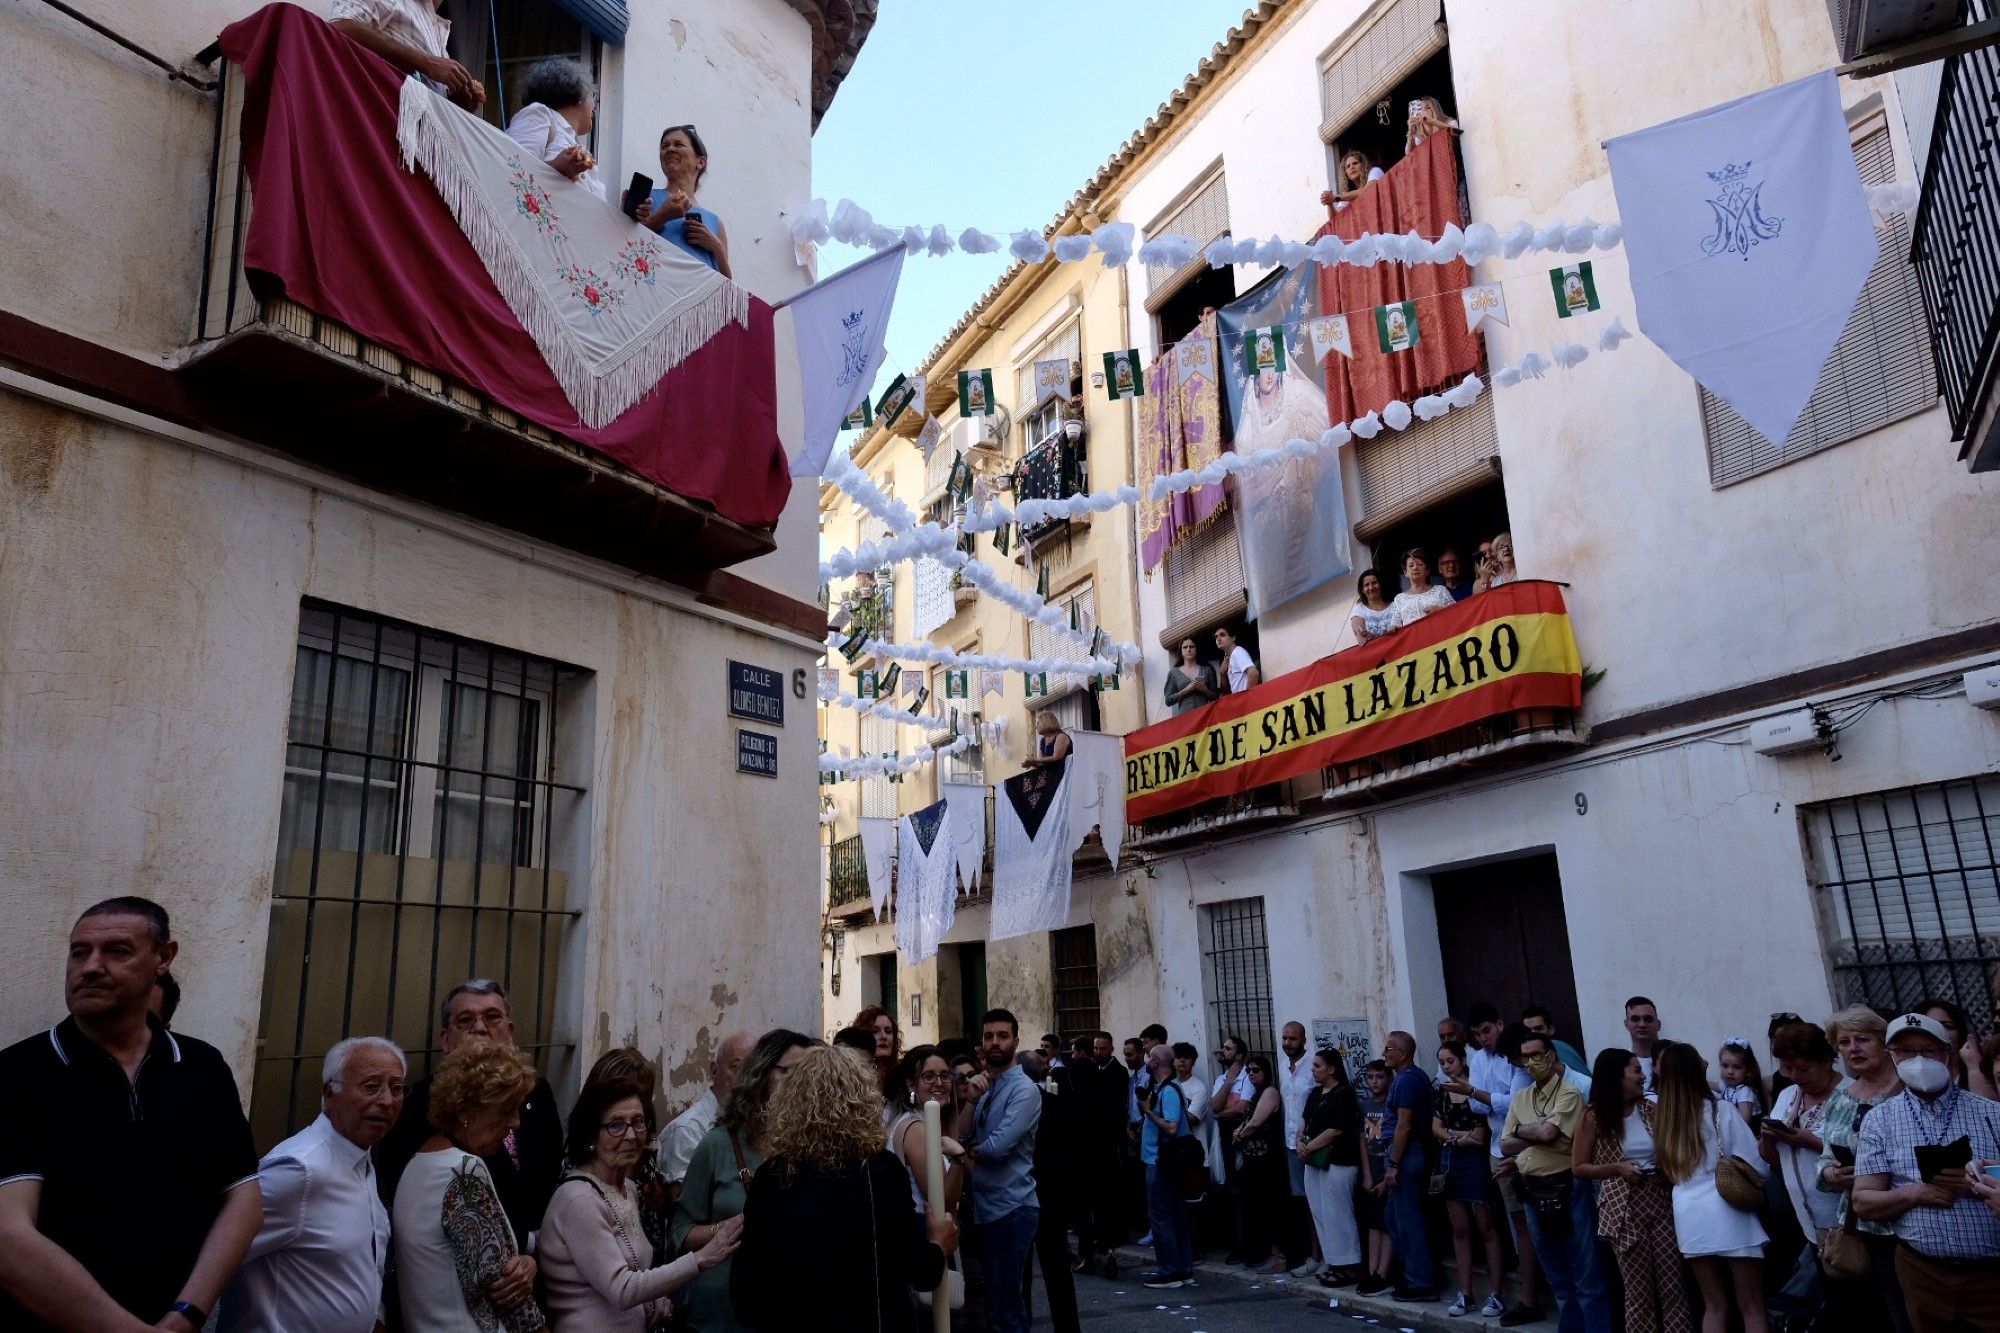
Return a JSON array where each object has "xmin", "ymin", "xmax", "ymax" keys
[
  {"xmin": 1145, "ymin": 173, "xmax": 1231, "ymax": 311},
  {"xmin": 1700, "ymin": 127, "xmax": 1937, "ymax": 487},
  {"xmin": 1352, "ymin": 394, "xmax": 1499, "ymax": 539},
  {"xmin": 860, "ymin": 714, "xmax": 899, "ymax": 817},
  {"xmin": 1027, "ymin": 579, "xmax": 1096, "ymax": 699},
  {"xmin": 549, "ymin": 0, "xmax": 627, "ymax": 45},
  {"xmin": 1318, "ymin": 0, "xmax": 1446, "ymax": 143},
  {"xmin": 1162, "ymin": 517, "xmax": 1247, "ymax": 630},
  {"xmin": 1016, "ymin": 320, "xmax": 1084, "ymax": 413}
]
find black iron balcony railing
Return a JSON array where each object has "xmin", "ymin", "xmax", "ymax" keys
[
  {"xmin": 1014, "ymin": 436, "xmax": 1088, "ymax": 543},
  {"xmin": 1912, "ymin": 5, "xmax": 2000, "ymax": 459},
  {"xmin": 829, "ymin": 832, "xmax": 870, "ymax": 908}
]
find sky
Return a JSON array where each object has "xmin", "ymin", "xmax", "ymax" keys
[{"xmin": 809, "ymin": 0, "xmax": 1255, "ymax": 396}]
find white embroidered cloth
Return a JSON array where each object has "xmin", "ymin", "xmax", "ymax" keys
[{"xmin": 397, "ymin": 76, "xmax": 747, "ymax": 429}]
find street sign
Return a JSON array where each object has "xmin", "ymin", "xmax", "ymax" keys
[
  {"xmin": 727, "ymin": 660, "xmax": 785, "ymax": 725},
  {"xmin": 736, "ymin": 729, "xmax": 778, "ymax": 778}
]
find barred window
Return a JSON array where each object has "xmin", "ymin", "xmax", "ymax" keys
[
  {"xmin": 1804, "ymin": 776, "xmax": 2000, "ymax": 1035},
  {"xmin": 1051, "ymin": 925, "xmax": 1102, "ymax": 1041},
  {"xmin": 253, "ymin": 602, "xmax": 585, "ymax": 1147},
  {"xmin": 1202, "ymin": 897, "xmax": 1276, "ymax": 1062},
  {"xmin": 1700, "ymin": 126, "xmax": 1937, "ymax": 486}
]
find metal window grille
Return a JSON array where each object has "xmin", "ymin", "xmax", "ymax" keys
[
  {"xmin": 1015, "ymin": 322, "xmax": 1083, "ymax": 421},
  {"xmin": 1145, "ymin": 173, "xmax": 1231, "ymax": 311},
  {"xmin": 1163, "ymin": 516, "xmax": 1247, "ymax": 628},
  {"xmin": 252, "ymin": 602, "xmax": 585, "ymax": 1148},
  {"xmin": 1202, "ymin": 897, "xmax": 1276, "ymax": 1062},
  {"xmin": 1803, "ymin": 776, "xmax": 2000, "ymax": 1035},
  {"xmin": 860, "ymin": 713, "xmax": 900, "ymax": 817},
  {"xmin": 1050, "ymin": 926, "xmax": 1102, "ymax": 1041},
  {"xmin": 1316, "ymin": 0, "xmax": 1446, "ymax": 143},
  {"xmin": 1027, "ymin": 579, "xmax": 1097, "ymax": 700},
  {"xmin": 1701, "ymin": 127, "xmax": 1937, "ymax": 486},
  {"xmin": 1353, "ymin": 393, "xmax": 1498, "ymax": 536}
]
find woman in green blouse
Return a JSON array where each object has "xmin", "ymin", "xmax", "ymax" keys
[{"xmin": 670, "ymin": 1029, "xmax": 815, "ymax": 1333}]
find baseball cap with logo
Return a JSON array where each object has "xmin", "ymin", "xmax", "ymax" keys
[{"xmin": 1885, "ymin": 1012, "xmax": 1951, "ymax": 1047}]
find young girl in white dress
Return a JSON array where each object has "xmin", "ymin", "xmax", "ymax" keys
[{"xmin": 1713, "ymin": 1038, "xmax": 1765, "ymax": 1123}]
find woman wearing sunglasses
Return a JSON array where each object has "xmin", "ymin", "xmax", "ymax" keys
[{"xmin": 541, "ymin": 1076, "xmax": 742, "ymax": 1331}]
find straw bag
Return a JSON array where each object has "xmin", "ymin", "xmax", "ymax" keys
[{"xmin": 1712, "ymin": 1106, "xmax": 1765, "ymax": 1211}]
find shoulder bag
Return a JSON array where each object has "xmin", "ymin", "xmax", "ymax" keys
[{"xmin": 1712, "ymin": 1104, "xmax": 1765, "ymax": 1212}]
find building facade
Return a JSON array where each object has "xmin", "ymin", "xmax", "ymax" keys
[
  {"xmin": 821, "ymin": 0, "xmax": 2000, "ymax": 1072},
  {"xmin": 0, "ymin": 0, "xmax": 867, "ymax": 1144}
]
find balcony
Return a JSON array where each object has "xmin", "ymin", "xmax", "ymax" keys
[
  {"xmin": 1125, "ymin": 788, "xmax": 1301, "ymax": 855},
  {"xmin": 1013, "ymin": 435, "xmax": 1089, "ymax": 553},
  {"xmin": 1319, "ymin": 707, "xmax": 1585, "ymax": 804},
  {"xmin": 184, "ymin": 33, "xmax": 779, "ymax": 582},
  {"xmin": 1910, "ymin": 5, "xmax": 2000, "ymax": 471},
  {"xmin": 828, "ymin": 832, "xmax": 874, "ymax": 918}
]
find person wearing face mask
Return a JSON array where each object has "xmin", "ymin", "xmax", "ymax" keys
[{"xmin": 1853, "ymin": 1014, "xmax": 2000, "ymax": 1330}]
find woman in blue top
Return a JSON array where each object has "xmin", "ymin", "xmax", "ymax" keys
[{"xmin": 635, "ymin": 124, "xmax": 732, "ymax": 278}]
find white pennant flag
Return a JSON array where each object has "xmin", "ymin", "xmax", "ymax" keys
[
  {"xmin": 1461, "ymin": 283, "xmax": 1509, "ymax": 331},
  {"xmin": 1307, "ymin": 314, "xmax": 1352, "ymax": 361},
  {"xmin": 940, "ymin": 781, "xmax": 989, "ymax": 895},
  {"xmin": 980, "ymin": 669, "xmax": 1006, "ymax": 699},
  {"xmin": 1066, "ymin": 731, "xmax": 1127, "ymax": 869},
  {"xmin": 857, "ymin": 815, "xmax": 896, "ymax": 917},
  {"xmin": 894, "ymin": 800, "xmax": 957, "ymax": 963},
  {"xmin": 991, "ymin": 758, "xmax": 1072, "ymax": 941},
  {"xmin": 778, "ymin": 247, "xmax": 906, "ymax": 476},
  {"xmin": 1606, "ymin": 71, "xmax": 1877, "ymax": 447}
]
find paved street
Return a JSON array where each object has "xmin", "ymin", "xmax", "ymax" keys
[{"xmin": 1021, "ymin": 1259, "xmax": 1471, "ymax": 1333}]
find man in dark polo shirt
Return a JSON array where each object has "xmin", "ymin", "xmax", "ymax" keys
[
  {"xmin": 0, "ymin": 896, "xmax": 261, "ymax": 1332},
  {"xmin": 376, "ymin": 977, "xmax": 563, "ymax": 1247}
]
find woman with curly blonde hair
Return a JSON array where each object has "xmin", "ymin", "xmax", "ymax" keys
[
  {"xmin": 392, "ymin": 1037, "xmax": 547, "ymax": 1332},
  {"xmin": 731, "ymin": 1046, "xmax": 957, "ymax": 1330}
]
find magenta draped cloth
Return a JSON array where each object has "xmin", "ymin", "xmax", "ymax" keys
[{"xmin": 217, "ymin": 3, "xmax": 789, "ymax": 528}]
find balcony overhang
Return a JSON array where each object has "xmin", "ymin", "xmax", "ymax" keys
[
  {"xmin": 1126, "ymin": 796, "xmax": 1300, "ymax": 856},
  {"xmin": 178, "ymin": 298, "xmax": 775, "ymax": 577},
  {"xmin": 1318, "ymin": 713, "xmax": 1588, "ymax": 807}
]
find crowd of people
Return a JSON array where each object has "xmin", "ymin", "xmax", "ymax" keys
[
  {"xmin": 11, "ymin": 896, "xmax": 2000, "ymax": 1333},
  {"xmin": 328, "ymin": 0, "xmax": 732, "ymax": 276}
]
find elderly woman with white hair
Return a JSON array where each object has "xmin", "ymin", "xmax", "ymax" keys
[
  {"xmin": 505, "ymin": 57, "xmax": 605, "ymax": 200},
  {"xmin": 220, "ymin": 1036, "xmax": 408, "ymax": 1333}
]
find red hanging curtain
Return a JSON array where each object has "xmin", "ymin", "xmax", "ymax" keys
[{"xmin": 1315, "ymin": 133, "xmax": 1483, "ymax": 426}]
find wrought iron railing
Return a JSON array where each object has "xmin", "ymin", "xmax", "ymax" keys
[
  {"xmin": 828, "ymin": 832, "xmax": 870, "ymax": 907},
  {"xmin": 1912, "ymin": 4, "xmax": 2000, "ymax": 444}
]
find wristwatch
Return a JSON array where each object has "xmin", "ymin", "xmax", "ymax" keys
[{"xmin": 171, "ymin": 1302, "xmax": 209, "ymax": 1329}]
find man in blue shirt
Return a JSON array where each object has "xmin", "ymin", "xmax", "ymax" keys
[
  {"xmin": 1137, "ymin": 1043, "xmax": 1195, "ymax": 1288},
  {"xmin": 961, "ymin": 1008, "xmax": 1042, "ymax": 1333},
  {"xmin": 1381, "ymin": 1030, "xmax": 1439, "ymax": 1302}
]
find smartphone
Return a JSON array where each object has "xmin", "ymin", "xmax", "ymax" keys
[
  {"xmin": 1985, "ymin": 1163, "xmax": 2000, "ymax": 1182},
  {"xmin": 1408, "ymin": 99, "xmax": 1426, "ymax": 117},
  {"xmin": 1747, "ymin": 1111, "xmax": 1767, "ymax": 1133},
  {"xmin": 623, "ymin": 171, "xmax": 654, "ymax": 220}
]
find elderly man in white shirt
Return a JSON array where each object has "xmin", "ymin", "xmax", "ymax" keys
[
  {"xmin": 656, "ymin": 1031, "xmax": 753, "ymax": 1199},
  {"xmin": 329, "ymin": 0, "xmax": 484, "ymax": 109},
  {"xmin": 220, "ymin": 1036, "xmax": 406, "ymax": 1333}
]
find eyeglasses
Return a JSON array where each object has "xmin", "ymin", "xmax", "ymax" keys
[
  {"xmin": 599, "ymin": 1118, "xmax": 649, "ymax": 1139},
  {"xmin": 449, "ymin": 1009, "xmax": 509, "ymax": 1032},
  {"xmin": 917, "ymin": 1070, "xmax": 953, "ymax": 1085}
]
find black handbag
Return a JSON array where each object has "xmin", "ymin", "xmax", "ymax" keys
[{"xmin": 1517, "ymin": 1169, "xmax": 1576, "ymax": 1228}]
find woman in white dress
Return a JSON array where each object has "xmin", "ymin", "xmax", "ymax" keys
[
  {"xmin": 1655, "ymin": 1043, "xmax": 1770, "ymax": 1333},
  {"xmin": 1386, "ymin": 549, "xmax": 1455, "ymax": 631}
]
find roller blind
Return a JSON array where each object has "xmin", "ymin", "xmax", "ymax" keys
[
  {"xmin": 1028, "ymin": 580, "xmax": 1097, "ymax": 700},
  {"xmin": 1016, "ymin": 321, "xmax": 1083, "ymax": 416},
  {"xmin": 1145, "ymin": 173, "xmax": 1231, "ymax": 312},
  {"xmin": 1700, "ymin": 127, "xmax": 1937, "ymax": 487},
  {"xmin": 1353, "ymin": 393, "xmax": 1498, "ymax": 526},
  {"xmin": 1163, "ymin": 517, "xmax": 1247, "ymax": 627},
  {"xmin": 1318, "ymin": 0, "xmax": 1445, "ymax": 143}
]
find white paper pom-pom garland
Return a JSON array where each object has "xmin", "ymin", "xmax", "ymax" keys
[{"xmin": 826, "ymin": 635, "xmax": 1123, "ymax": 678}]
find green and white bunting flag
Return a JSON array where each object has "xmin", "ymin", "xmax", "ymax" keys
[
  {"xmin": 1550, "ymin": 261, "xmax": 1600, "ymax": 317},
  {"xmin": 856, "ymin": 668, "xmax": 880, "ymax": 699},
  {"xmin": 838, "ymin": 627, "xmax": 870, "ymax": 659},
  {"xmin": 947, "ymin": 452, "xmax": 974, "ymax": 502},
  {"xmin": 1024, "ymin": 671, "xmax": 1049, "ymax": 696},
  {"xmin": 944, "ymin": 668, "xmax": 970, "ymax": 699},
  {"xmin": 1103, "ymin": 349, "xmax": 1145, "ymax": 400},
  {"xmin": 1068, "ymin": 598, "xmax": 1082, "ymax": 631},
  {"xmin": 958, "ymin": 368, "xmax": 996, "ymax": 417},
  {"xmin": 909, "ymin": 684, "xmax": 930, "ymax": 712},
  {"xmin": 880, "ymin": 662, "xmax": 902, "ymax": 697},
  {"xmin": 842, "ymin": 398, "xmax": 873, "ymax": 430},
  {"xmin": 887, "ymin": 753, "xmax": 902, "ymax": 784},
  {"xmin": 992, "ymin": 522, "xmax": 1013, "ymax": 556},
  {"xmin": 1090, "ymin": 627, "xmax": 1110, "ymax": 657},
  {"xmin": 1036, "ymin": 562, "xmax": 1051, "ymax": 598},
  {"xmin": 1376, "ymin": 301, "xmax": 1421, "ymax": 353},
  {"xmin": 1092, "ymin": 671, "xmax": 1120, "ymax": 692},
  {"xmin": 1243, "ymin": 326, "xmax": 1287, "ymax": 377},
  {"xmin": 876, "ymin": 372, "xmax": 917, "ymax": 427}
]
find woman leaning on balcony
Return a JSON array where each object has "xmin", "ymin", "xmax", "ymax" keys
[
  {"xmin": 1385, "ymin": 549, "xmax": 1455, "ymax": 631},
  {"xmin": 506, "ymin": 58, "xmax": 606, "ymax": 202},
  {"xmin": 635, "ymin": 125, "xmax": 732, "ymax": 279},
  {"xmin": 1165, "ymin": 637, "xmax": 1219, "ymax": 715}
]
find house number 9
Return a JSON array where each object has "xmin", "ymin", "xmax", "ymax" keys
[{"xmin": 1574, "ymin": 793, "xmax": 1589, "ymax": 816}]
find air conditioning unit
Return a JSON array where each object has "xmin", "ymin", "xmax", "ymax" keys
[
  {"xmin": 1965, "ymin": 664, "xmax": 2000, "ymax": 710},
  {"xmin": 944, "ymin": 417, "xmax": 983, "ymax": 456},
  {"xmin": 1749, "ymin": 707, "xmax": 1826, "ymax": 757},
  {"xmin": 1826, "ymin": 0, "xmax": 1962, "ymax": 62}
]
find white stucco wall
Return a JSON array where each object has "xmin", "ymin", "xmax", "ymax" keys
[{"xmin": 0, "ymin": 387, "xmax": 825, "ymax": 1106}]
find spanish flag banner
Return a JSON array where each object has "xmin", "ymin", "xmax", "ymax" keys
[{"xmin": 1122, "ymin": 582, "xmax": 1582, "ymax": 822}]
